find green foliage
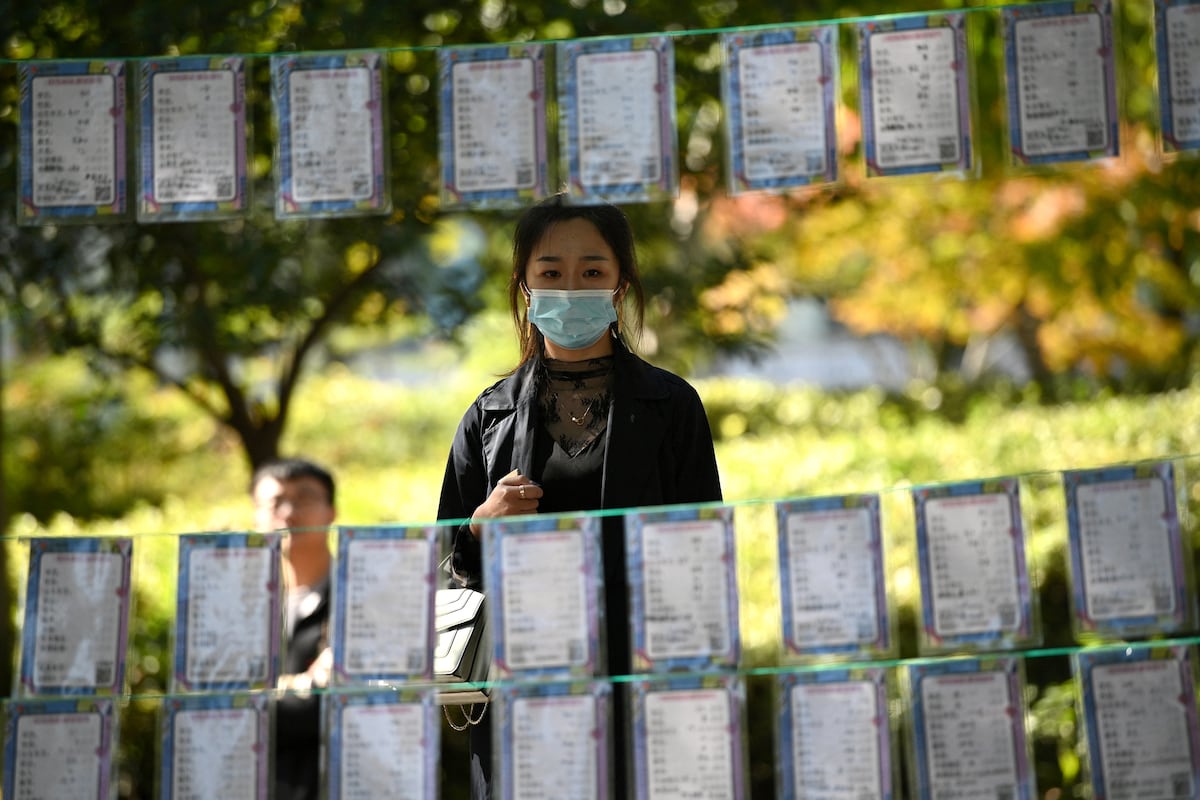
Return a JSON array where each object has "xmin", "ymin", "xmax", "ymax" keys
[{"xmin": 2, "ymin": 356, "xmax": 232, "ymax": 524}]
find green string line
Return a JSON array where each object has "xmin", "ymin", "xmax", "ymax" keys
[
  {"xmin": 0, "ymin": 0, "xmax": 1088, "ymax": 67},
  {"xmin": 2, "ymin": 635, "xmax": 1193, "ymax": 706}
]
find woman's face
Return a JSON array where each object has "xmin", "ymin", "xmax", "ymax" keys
[{"xmin": 523, "ymin": 218, "xmax": 622, "ymax": 292}]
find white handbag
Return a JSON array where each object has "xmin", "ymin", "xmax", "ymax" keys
[{"xmin": 434, "ymin": 588, "xmax": 491, "ymax": 723}]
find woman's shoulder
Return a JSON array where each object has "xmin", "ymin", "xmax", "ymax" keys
[
  {"xmin": 619, "ymin": 349, "xmax": 704, "ymax": 401},
  {"xmin": 467, "ymin": 365, "xmax": 534, "ymax": 411}
]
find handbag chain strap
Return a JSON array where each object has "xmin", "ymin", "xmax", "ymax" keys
[{"xmin": 443, "ymin": 701, "xmax": 488, "ymax": 731}]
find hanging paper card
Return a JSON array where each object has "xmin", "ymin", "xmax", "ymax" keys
[
  {"xmin": 630, "ymin": 673, "xmax": 748, "ymax": 800},
  {"xmin": 1154, "ymin": 0, "xmax": 1200, "ymax": 154},
  {"xmin": 775, "ymin": 667, "xmax": 895, "ymax": 800},
  {"xmin": 720, "ymin": 25, "xmax": 839, "ymax": 194},
  {"xmin": 1062, "ymin": 461, "xmax": 1193, "ymax": 639},
  {"xmin": 1075, "ymin": 645, "xmax": 1200, "ymax": 800},
  {"xmin": 1002, "ymin": 0, "xmax": 1119, "ymax": 165},
  {"xmin": 331, "ymin": 525, "xmax": 438, "ymax": 683},
  {"xmin": 494, "ymin": 681, "xmax": 612, "ymax": 800},
  {"xmin": 775, "ymin": 494, "xmax": 892, "ymax": 660},
  {"xmin": 557, "ymin": 36, "xmax": 678, "ymax": 204},
  {"xmin": 912, "ymin": 478, "xmax": 1038, "ymax": 653},
  {"xmin": 159, "ymin": 693, "xmax": 269, "ymax": 800},
  {"xmin": 18, "ymin": 537, "xmax": 132, "ymax": 697},
  {"xmin": 2, "ymin": 698, "xmax": 116, "ymax": 800},
  {"xmin": 438, "ymin": 45, "xmax": 550, "ymax": 209},
  {"xmin": 905, "ymin": 657, "xmax": 1035, "ymax": 800},
  {"xmin": 625, "ymin": 505, "xmax": 740, "ymax": 673},
  {"xmin": 270, "ymin": 51, "xmax": 390, "ymax": 218},
  {"xmin": 137, "ymin": 57, "xmax": 248, "ymax": 222},
  {"xmin": 482, "ymin": 514, "xmax": 602, "ymax": 679},
  {"xmin": 326, "ymin": 688, "xmax": 439, "ymax": 800},
  {"xmin": 173, "ymin": 532, "xmax": 281, "ymax": 691},
  {"xmin": 858, "ymin": 13, "xmax": 975, "ymax": 177},
  {"xmin": 17, "ymin": 60, "xmax": 127, "ymax": 224}
]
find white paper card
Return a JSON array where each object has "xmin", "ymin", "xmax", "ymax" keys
[
  {"xmin": 500, "ymin": 531, "xmax": 588, "ymax": 670},
  {"xmin": 737, "ymin": 42, "xmax": 827, "ymax": 181},
  {"xmin": 11, "ymin": 712, "xmax": 106, "ymax": 800},
  {"xmin": 337, "ymin": 703, "xmax": 429, "ymax": 800},
  {"xmin": 33, "ymin": 551, "xmax": 125, "ymax": 690},
  {"xmin": 171, "ymin": 707, "xmax": 259, "ymax": 799},
  {"xmin": 450, "ymin": 58, "xmax": 538, "ymax": 192},
  {"xmin": 645, "ymin": 688, "xmax": 735, "ymax": 799},
  {"xmin": 1093, "ymin": 659, "xmax": 1195, "ymax": 797},
  {"xmin": 342, "ymin": 537, "xmax": 432, "ymax": 676},
  {"xmin": 784, "ymin": 507, "xmax": 880, "ymax": 647},
  {"xmin": 185, "ymin": 547, "xmax": 273, "ymax": 685},
  {"xmin": 29, "ymin": 72, "xmax": 120, "ymax": 208},
  {"xmin": 641, "ymin": 520, "xmax": 732, "ymax": 660},
  {"xmin": 1076, "ymin": 478, "xmax": 1176, "ymax": 620},
  {"xmin": 511, "ymin": 694, "xmax": 599, "ymax": 800},
  {"xmin": 921, "ymin": 671, "xmax": 1021, "ymax": 798},
  {"xmin": 150, "ymin": 69, "xmax": 238, "ymax": 202},
  {"xmin": 575, "ymin": 49, "xmax": 663, "ymax": 187},
  {"xmin": 1164, "ymin": 3, "xmax": 1200, "ymax": 144},
  {"xmin": 1013, "ymin": 12, "xmax": 1110, "ymax": 156},
  {"xmin": 924, "ymin": 493, "xmax": 1021, "ymax": 636},
  {"xmin": 790, "ymin": 681, "xmax": 883, "ymax": 797},
  {"xmin": 868, "ymin": 27, "xmax": 962, "ymax": 168},
  {"xmin": 288, "ymin": 67, "xmax": 376, "ymax": 202}
]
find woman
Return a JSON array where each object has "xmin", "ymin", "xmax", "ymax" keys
[{"xmin": 437, "ymin": 193, "xmax": 723, "ymax": 798}]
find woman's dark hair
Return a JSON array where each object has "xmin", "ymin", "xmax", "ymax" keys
[{"xmin": 507, "ymin": 193, "xmax": 645, "ymax": 367}]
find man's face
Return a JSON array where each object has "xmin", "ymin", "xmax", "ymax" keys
[{"xmin": 252, "ymin": 475, "xmax": 335, "ymax": 558}]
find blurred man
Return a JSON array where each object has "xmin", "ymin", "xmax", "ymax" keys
[{"xmin": 251, "ymin": 457, "xmax": 336, "ymax": 800}]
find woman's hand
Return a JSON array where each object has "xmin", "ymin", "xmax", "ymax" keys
[{"xmin": 469, "ymin": 469, "xmax": 542, "ymax": 538}]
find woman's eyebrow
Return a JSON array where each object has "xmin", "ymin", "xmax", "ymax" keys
[{"xmin": 533, "ymin": 252, "xmax": 610, "ymax": 262}]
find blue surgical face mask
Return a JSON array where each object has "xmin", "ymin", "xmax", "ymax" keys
[{"xmin": 527, "ymin": 288, "xmax": 619, "ymax": 350}]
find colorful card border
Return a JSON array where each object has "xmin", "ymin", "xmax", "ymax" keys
[
  {"xmin": 1062, "ymin": 461, "xmax": 1191, "ymax": 637},
  {"xmin": 556, "ymin": 35, "xmax": 679, "ymax": 204},
  {"xmin": 19, "ymin": 536, "xmax": 133, "ymax": 697},
  {"xmin": 437, "ymin": 44, "xmax": 550, "ymax": 209},
  {"xmin": 331, "ymin": 525, "xmax": 438, "ymax": 684},
  {"xmin": 137, "ymin": 56, "xmax": 249, "ymax": 222},
  {"xmin": 775, "ymin": 493, "xmax": 891, "ymax": 658},
  {"xmin": 912, "ymin": 478, "xmax": 1037, "ymax": 651},
  {"xmin": 173, "ymin": 532, "xmax": 282, "ymax": 692},
  {"xmin": 269, "ymin": 50, "xmax": 390, "ymax": 219},
  {"xmin": 858, "ymin": 12, "xmax": 974, "ymax": 177},
  {"xmin": 625, "ymin": 504, "xmax": 741, "ymax": 673},
  {"xmin": 720, "ymin": 25, "xmax": 840, "ymax": 193},
  {"xmin": 483, "ymin": 513, "xmax": 603, "ymax": 680},
  {"xmin": 17, "ymin": 60, "xmax": 128, "ymax": 224}
]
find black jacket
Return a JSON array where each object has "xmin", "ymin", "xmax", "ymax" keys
[
  {"xmin": 274, "ymin": 579, "xmax": 328, "ymax": 800},
  {"xmin": 436, "ymin": 340, "xmax": 723, "ymax": 676}
]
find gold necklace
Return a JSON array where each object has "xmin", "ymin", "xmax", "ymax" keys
[{"xmin": 569, "ymin": 398, "xmax": 594, "ymax": 426}]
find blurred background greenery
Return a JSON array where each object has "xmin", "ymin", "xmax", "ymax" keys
[{"xmin": 3, "ymin": 0, "xmax": 1200, "ymax": 796}]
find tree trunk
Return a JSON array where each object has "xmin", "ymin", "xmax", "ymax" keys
[
  {"xmin": 235, "ymin": 414, "xmax": 284, "ymax": 475},
  {"xmin": 1014, "ymin": 303, "xmax": 1057, "ymax": 399}
]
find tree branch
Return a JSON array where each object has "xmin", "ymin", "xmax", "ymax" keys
[{"xmin": 275, "ymin": 255, "xmax": 391, "ymax": 424}]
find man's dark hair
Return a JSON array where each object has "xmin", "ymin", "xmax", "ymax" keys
[{"xmin": 250, "ymin": 458, "xmax": 336, "ymax": 507}]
